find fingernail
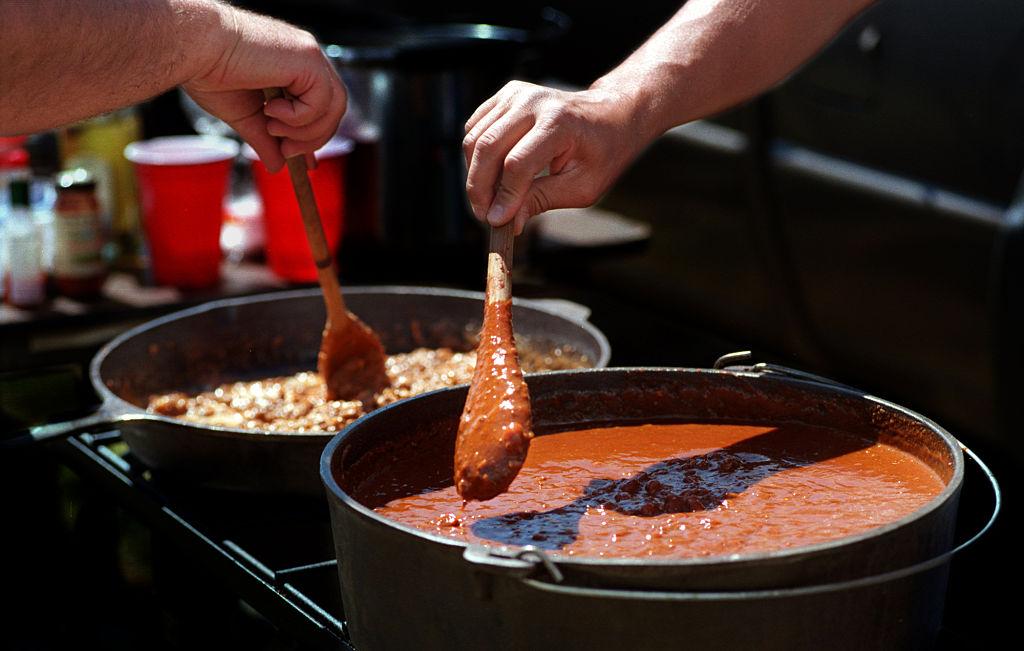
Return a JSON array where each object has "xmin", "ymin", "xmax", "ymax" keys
[{"xmin": 486, "ymin": 202, "xmax": 506, "ymax": 226}]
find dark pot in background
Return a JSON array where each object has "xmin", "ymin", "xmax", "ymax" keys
[{"xmin": 323, "ymin": 10, "xmax": 570, "ymax": 282}]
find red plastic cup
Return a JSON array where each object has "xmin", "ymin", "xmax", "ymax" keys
[
  {"xmin": 244, "ymin": 137, "xmax": 352, "ymax": 282},
  {"xmin": 125, "ymin": 136, "xmax": 239, "ymax": 288}
]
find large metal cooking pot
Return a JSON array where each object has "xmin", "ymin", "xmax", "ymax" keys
[
  {"xmin": 321, "ymin": 363, "xmax": 999, "ymax": 650},
  {"xmin": 324, "ymin": 10, "xmax": 570, "ymax": 257},
  {"xmin": 4, "ymin": 286, "xmax": 609, "ymax": 495}
]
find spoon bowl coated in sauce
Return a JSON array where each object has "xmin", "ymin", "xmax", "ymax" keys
[
  {"xmin": 263, "ymin": 87, "xmax": 390, "ymax": 403},
  {"xmin": 454, "ymin": 223, "xmax": 533, "ymax": 500}
]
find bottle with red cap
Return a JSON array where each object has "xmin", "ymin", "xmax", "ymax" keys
[
  {"xmin": 0, "ymin": 143, "xmax": 30, "ymax": 206},
  {"xmin": 0, "ymin": 141, "xmax": 31, "ymax": 303}
]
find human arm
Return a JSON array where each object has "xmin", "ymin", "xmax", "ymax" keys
[
  {"xmin": 0, "ymin": 0, "xmax": 345, "ymax": 171},
  {"xmin": 463, "ymin": 0, "xmax": 876, "ymax": 232}
]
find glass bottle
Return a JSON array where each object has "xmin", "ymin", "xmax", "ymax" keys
[
  {"xmin": 0, "ymin": 146, "xmax": 30, "ymax": 301},
  {"xmin": 2, "ymin": 178, "xmax": 46, "ymax": 308},
  {"xmin": 53, "ymin": 169, "xmax": 107, "ymax": 299},
  {"xmin": 60, "ymin": 108, "xmax": 142, "ymax": 270}
]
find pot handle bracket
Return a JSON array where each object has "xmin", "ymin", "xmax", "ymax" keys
[
  {"xmin": 713, "ymin": 350, "xmax": 864, "ymax": 394},
  {"xmin": 463, "ymin": 545, "xmax": 564, "ymax": 599}
]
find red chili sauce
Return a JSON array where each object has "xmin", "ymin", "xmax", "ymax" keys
[{"xmin": 370, "ymin": 422, "xmax": 946, "ymax": 558}]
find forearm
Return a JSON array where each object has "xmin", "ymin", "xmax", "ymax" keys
[
  {"xmin": 0, "ymin": 0, "xmax": 228, "ymax": 134},
  {"xmin": 593, "ymin": 0, "xmax": 875, "ymax": 141}
]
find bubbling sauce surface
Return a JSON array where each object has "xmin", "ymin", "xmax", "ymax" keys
[{"xmin": 370, "ymin": 423, "xmax": 946, "ymax": 559}]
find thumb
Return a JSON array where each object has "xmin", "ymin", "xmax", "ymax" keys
[
  {"xmin": 520, "ymin": 172, "xmax": 591, "ymax": 218},
  {"xmin": 510, "ymin": 171, "xmax": 599, "ymax": 235},
  {"xmin": 487, "ymin": 166, "xmax": 568, "ymax": 229},
  {"xmin": 508, "ymin": 176, "xmax": 564, "ymax": 235},
  {"xmin": 485, "ymin": 182, "xmax": 527, "ymax": 227}
]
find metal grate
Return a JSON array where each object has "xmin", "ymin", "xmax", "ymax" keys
[{"xmin": 54, "ymin": 430, "xmax": 352, "ymax": 651}]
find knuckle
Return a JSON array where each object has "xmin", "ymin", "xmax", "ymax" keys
[
  {"xmin": 543, "ymin": 102, "xmax": 567, "ymax": 121},
  {"xmin": 541, "ymin": 101, "xmax": 576, "ymax": 128},
  {"xmin": 465, "ymin": 180, "xmax": 485, "ymax": 204},
  {"xmin": 507, "ymin": 80, "xmax": 541, "ymax": 105},
  {"xmin": 475, "ymin": 131, "xmax": 499, "ymax": 153},
  {"xmin": 299, "ymin": 33, "xmax": 321, "ymax": 55},
  {"xmin": 502, "ymin": 154, "xmax": 524, "ymax": 178}
]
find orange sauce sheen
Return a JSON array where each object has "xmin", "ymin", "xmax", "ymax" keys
[{"xmin": 372, "ymin": 422, "xmax": 946, "ymax": 558}]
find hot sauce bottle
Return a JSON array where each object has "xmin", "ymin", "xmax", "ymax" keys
[{"xmin": 52, "ymin": 169, "xmax": 107, "ymax": 299}]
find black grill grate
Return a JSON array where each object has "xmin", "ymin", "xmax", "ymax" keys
[{"xmin": 54, "ymin": 430, "xmax": 353, "ymax": 651}]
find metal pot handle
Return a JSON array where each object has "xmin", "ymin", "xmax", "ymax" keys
[
  {"xmin": 713, "ymin": 350, "xmax": 864, "ymax": 394},
  {"xmin": 463, "ymin": 545, "xmax": 564, "ymax": 583},
  {"xmin": 485, "ymin": 441, "xmax": 1000, "ymax": 599},
  {"xmin": 1, "ymin": 410, "xmax": 135, "ymax": 449}
]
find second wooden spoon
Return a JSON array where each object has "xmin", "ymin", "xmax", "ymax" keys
[{"xmin": 263, "ymin": 88, "xmax": 389, "ymax": 404}]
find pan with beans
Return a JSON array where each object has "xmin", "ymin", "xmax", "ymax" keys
[{"xmin": 4, "ymin": 287, "xmax": 610, "ymax": 495}]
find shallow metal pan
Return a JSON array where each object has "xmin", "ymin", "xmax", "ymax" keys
[{"xmin": 4, "ymin": 286, "xmax": 610, "ymax": 495}]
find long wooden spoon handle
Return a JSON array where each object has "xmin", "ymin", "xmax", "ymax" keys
[
  {"xmin": 262, "ymin": 87, "xmax": 346, "ymax": 319},
  {"xmin": 487, "ymin": 222, "xmax": 515, "ymax": 303}
]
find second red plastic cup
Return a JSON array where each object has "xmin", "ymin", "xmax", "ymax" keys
[
  {"xmin": 245, "ymin": 137, "xmax": 352, "ymax": 282},
  {"xmin": 125, "ymin": 136, "xmax": 239, "ymax": 289}
]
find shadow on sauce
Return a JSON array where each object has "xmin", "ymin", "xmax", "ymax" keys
[{"xmin": 468, "ymin": 426, "xmax": 874, "ymax": 550}]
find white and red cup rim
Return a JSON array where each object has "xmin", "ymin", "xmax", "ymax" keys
[
  {"xmin": 124, "ymin": 135, "xmax": 240, "ymax": 166},
  {"xmin": 240, "ymin": 136, "xmax": 354, "ymax": 164}
]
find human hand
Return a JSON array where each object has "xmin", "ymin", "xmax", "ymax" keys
[
  {"xmin": 182, "ymin": 4, "xmax": 346, "ymax": 172},
  {"xmin": 463, "ymin": 81, "xmax": 646, "ymax": 234}
]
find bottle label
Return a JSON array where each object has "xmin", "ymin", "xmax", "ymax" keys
[{"xmin": 53, "ymin": 209, "xmax": 105, "ymax": 278}]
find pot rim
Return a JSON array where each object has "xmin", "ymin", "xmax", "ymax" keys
[
  {"xmin": 88, "ymin": 286, "xmax": 611, "ymax": 442},
  {"xmin": 320, "ymin": 366, "xmax": 966, "ymax": 571}
]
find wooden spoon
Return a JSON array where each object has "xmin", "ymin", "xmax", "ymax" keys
[
  {"xmin": 454, "ymin": 222, "xmax": 534, "ymax": 501},
  {"xmin": 263, "ymin": 89, "xmax": 389, "ymax": 404}
]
